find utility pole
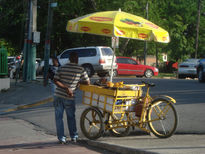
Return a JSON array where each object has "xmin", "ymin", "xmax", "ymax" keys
[
  {"xmin": 195, "ymin": 0, "xmax": 201, "ymax": 58},
  {"xmin": 23, "ymin": 0, "xmax": 37, "ymax": 81},
  {"xmin": 30, "ymin": 0, "xmax": 37, "ymax": 80},
  {"xmin": 23, "ymin": 0, "xmax": 33, "ymax": 81},
  {"xmin": 43, "ymin": 0, "xmax": 56, "ymax": 84},
  {"xmin": 144, "ymin": 1, "xmax": 148, "ymax": 65}
]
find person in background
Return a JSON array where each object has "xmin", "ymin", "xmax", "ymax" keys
[
  {"xmin": 53, "ymin": 52, "xmax": 90, "ymax": 144},
  {"xmin": 44, "ymin": 57, "xmax": 61, "ymax": 94}
]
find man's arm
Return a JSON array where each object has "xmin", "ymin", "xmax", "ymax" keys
[
  {"xmin": 79, "ymin": 69, "xmax": 90, "ymax": 85},
  {"xmin": 54, "ymin": 79, "xmax": 74, "ymax": 97}
]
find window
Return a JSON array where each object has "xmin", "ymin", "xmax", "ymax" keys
[
  {"xmin": 117, "ymin": 58, "xmax": 127, "ymax": 64},
  {"xmin": 60, "ymin": 48, "xmax": 96, "ymax": 58},
  {"xmin": 101, "ymin": 48, "xmax": 113, "ymax": 56},
  {"xmin": 60, "ymin": 50, "xmax": 74, "ymax": 58},
  {"xmin": 128, "ymin": 59, "xmax": 137, "ymax": 65},
  {"xmin": 77, "ymin": 49, "xmax": 96, "ymax": 57},
  {"xmin": 117, "ymin": 58, "xmax": 137, "ymax": 65}
]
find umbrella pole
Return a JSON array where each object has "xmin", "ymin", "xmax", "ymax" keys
[{"xmin": 110, "ymin": 37, "xmax": 117, "ymax": 82}]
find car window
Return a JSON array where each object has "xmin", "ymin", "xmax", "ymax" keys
[
  {"xmin": 8, "ymin": 58, "xmax": 14, "ymax": 63},
  {"xmin": 60, "ymin": 50, "xmax": 73, "ymax": 59},
  {"xmin": 60, "ymin": 49, "xmax": 96, "ymax": 58},
  {"xmin": 101, "ymin": 48, "xmax": 113, "ymax": 56},
  {"xmin": 117, "ymin": 58, "xmax": 137, "ymax": 65},
  {"xmin": 128, "ymin": 59, "xmax": 137, "ymax": 65},
  {"xmin": 117, "ymin": 58, "xmax": 127, "ymax": 64},
  {"xmin": 77, "ymin": 49, "xmax": 96, "ymax": 57},
  {"xmin": 184, "ymin": 59, "xmax": 199, "ymax": 63}
]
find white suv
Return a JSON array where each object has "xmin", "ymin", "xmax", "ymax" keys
[{"xmin": 57, "ymin": 46, "xmax": 117, "ymax": 77}]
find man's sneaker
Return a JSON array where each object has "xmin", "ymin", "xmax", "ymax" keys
[
  {"xmin": 59, "ymin": 136, "xmax": 67, "ymax": 144},
  {"xmin": 71, "ymin": 137, "xmax": 78, "ymax": 143}
]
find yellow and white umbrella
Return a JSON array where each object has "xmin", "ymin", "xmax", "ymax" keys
[{"xmin": 66, "ymin": 10, "xmax": 170, "ymax": 81}]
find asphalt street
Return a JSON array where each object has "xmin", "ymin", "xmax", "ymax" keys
[
  {"xmin": 0, "ymin": 77, "xmax": 205, "ymax": 153},
  {"xmin": 1, "ymin": 77, "xmax": 205, "ymax": 135}
]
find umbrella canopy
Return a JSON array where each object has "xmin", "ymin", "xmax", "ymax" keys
[{"xmin": 66, "ymin": 10, "xmax": 170, "ymax": 43}]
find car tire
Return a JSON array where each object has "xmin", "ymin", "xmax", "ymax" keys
[
  {"xmin": 198, "ymin": 69, "xmax": 205, "ymax": 82},
  {"xmin": 112, "ymin": 70, "xmax": 118, "ymax": 77},
  {"xmin": 97, "ymin": 73, "xmax": 107, "ymax": 77},
  {"xmin": 144, "ymin": 69, "xmax": 153, "ymax": 78},
  {"xmin": 83, "ymin": 64, "xmax": 94, "ymax": 77},
  {"xmin": 178, "ymin": 74, "xmax": 185, "ymax": 79}
]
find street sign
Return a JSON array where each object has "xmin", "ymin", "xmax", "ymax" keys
[
  {"xmin": 112, "ymin": 37, "xmax": 119, "ymax": 48},
  {"xmin": 33, "ymin": 31, "xmax": 40, "ymax": 43}
]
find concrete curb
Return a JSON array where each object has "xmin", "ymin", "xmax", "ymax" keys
[
  {"xmin": 86, "ymin": 140, "xmax": 156, "ymax": 154},
  {"xmin": 0, "ymin": 97, "xmax": 53, "ymax": 115}
]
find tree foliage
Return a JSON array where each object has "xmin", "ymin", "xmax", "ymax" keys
[{"xmin": 0, "ymin": 0, "xmax": 205, "ymax": 61}]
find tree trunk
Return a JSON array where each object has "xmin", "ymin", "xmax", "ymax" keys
[{"xmin": 120, "ymin": 39, "xmax": 130, "ymax": 56}]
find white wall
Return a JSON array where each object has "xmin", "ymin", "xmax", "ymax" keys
[{"xmin": 0, "ymin": 78, "xmax": 10, "ymax": 91}]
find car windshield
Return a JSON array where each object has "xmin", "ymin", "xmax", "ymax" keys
[
  {"xmin": 184, "ymin": 59, "xmax": 199, "ymax": 63},
  {"xmin": 101, "ymin": 48, "xmax": 113, "ymax": 56},
  {"xmin": 8, "ymin": 58, "xmax": 15, "ymax": 63}
]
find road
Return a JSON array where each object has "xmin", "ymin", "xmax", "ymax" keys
[{"xmin": 1, "ymin": 77, "xmax": 205, "ymax": 139}]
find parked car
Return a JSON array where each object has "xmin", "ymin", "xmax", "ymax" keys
[
  {"xmin": 178, "ymin": 58, "xmax": 199, "ymax": 79},
  {"xmin": 8, "ymin": 56, "xmax": 40, "ymax": 78},
  {"xmin": 196, "ymin": 58, "xmax": 205, "ymax": 82},
  {"xmin": 39, "ymin": 46, "xmax": 117, "ymax": 77},
  {"xmin": 115, "ymin": 57, "xmax": 158, "ymax": 78},
  {"xmin": 7, "ymin": 56, "xmax": 17, "ymax": 65}
]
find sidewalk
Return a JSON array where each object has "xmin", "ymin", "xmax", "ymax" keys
[
  {"xmin": 0, "ymin": 117, "xmax": 112, "ymax": 154},
  {"xmin": 0, "ymin": 118, "xmax": 205, "ymax": 154},
  {"xmin": 87, "ymin": 134, "xmax": 205, "ymax": 154}
]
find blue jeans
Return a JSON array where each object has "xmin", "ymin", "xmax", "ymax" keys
[
  {"xmin": 54, "ymin": 96, "xmax": 78, "ymax": 140},
  {"xmin": 50, "ymin": 80, "xmax": 56, "ymax": 95}
]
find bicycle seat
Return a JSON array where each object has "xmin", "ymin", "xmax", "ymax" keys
[{"xmin": 142, "ymin": 81, "xmax": 155, "ymax": 87}]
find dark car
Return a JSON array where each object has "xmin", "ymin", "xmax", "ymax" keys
[
  {"xmin": 197, "ymin": 59, "xmax": 205, "ymax": 82},
  {"xmin": 116, "ymin": 57, "xmax": 159, "ymax": 78}
]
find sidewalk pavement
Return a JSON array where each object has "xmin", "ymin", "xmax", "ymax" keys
[
  {"xmin": 0, "ymin": 118, "xmax": 205, "ymax": 154},
  {"xmin": 0, "ymin": 78, "xmax": 205, "ymax": 154},
  {"xmin": 0, "ymin": 117, "xmax": 112, "ymax": 154}
]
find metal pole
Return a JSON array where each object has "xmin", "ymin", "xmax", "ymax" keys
[
  {"xmin": 43, "ymin": 0, "xmax": 54, "ymax": 84},
  {"xmin": 195, "ymin": 0, "xmax": 201, "ymax": 58},
  {"xmin": 31, "ymin": 0, "xmax": 37, "ymax": 80},
  {"xmin": 23, "ymin": 0, "xmax": 33, "ymax": 82},
  {"xmin": 110, "ymin": 37, "xmax": 117, "ymax": 82},
  {"xmin": 144, "ymin": 1, "xmax": 148, "ymax": 65}
]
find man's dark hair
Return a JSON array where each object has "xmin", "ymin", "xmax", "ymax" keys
[{"xmin": 69, "ymin": 52, "xmax": 78, "ymax": 62}]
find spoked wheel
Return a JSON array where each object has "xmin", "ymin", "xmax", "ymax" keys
[
  {"xmin": 144, "ymin": 69, "xmax": 153, "ymax": 78},
  {"xmin": 147, "ymin": 99, "xmax": 178, "ymax": 138},
  {"xmin": 80, "ymin": 107, "xmax": 104, "ymax": 140},
  {"xmin": 107, "ymin": 113, "xmax": 130, "ymax": 137}
]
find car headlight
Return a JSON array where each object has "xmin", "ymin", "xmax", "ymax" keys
[{"xmin": 154, "ymin": 68, "xmax": 159, "ymax": 72}]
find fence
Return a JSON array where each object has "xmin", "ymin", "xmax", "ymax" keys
[{"xmin": 0, "ymin": 46, "xmax": 8, "ymax": 76}]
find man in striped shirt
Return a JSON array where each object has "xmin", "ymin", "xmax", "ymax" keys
[{"xmin": 54, "ymin": 52, "xmax": 90, "ymax": 144}]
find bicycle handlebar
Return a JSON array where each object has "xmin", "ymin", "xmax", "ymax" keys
[{"xmin": 141, "ymin": 81, "xmax": 155, "ymax": 87}]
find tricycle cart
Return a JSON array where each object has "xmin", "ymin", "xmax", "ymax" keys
[{"xmin": 79, "ymin": 81, "xmax": 178, "ymax": 140}]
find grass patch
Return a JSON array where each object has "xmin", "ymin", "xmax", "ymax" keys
[{"xmin": 155, "ymin": 73, "xmax": 177, "ymax": 78}]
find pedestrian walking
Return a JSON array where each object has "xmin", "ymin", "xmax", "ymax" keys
[
  {"xmin": 44, "ymin": 57, "xmax": 61, "ymax": 94},
  {"xmin": 53, "ymin": 52, "xmax": 90, "ymax": 144}
]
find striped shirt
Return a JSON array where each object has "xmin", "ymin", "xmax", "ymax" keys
[{"xmin": 54, "ymin": 63, "xmax": 89, "ymax": 100}]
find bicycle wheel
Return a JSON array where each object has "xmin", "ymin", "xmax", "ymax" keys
[
  {"xmin": 107, "ymin": 113, "xmax": 130, "ymax": 137},
  {"xmin": 80, "ymin": 107, "xmax": 104, "ymax": 140},
  {"xmin": 147, "ymin": 99, "xmax": 178, "ymax": 138}
]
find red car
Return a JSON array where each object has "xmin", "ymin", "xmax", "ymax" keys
[{"xmin": 115, "ymin": 57, "xmax": 158, "ymax": 78}]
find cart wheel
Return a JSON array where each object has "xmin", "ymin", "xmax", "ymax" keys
[
  {"xmin": 147, "ymin": 99, "xmax": 178, "ymax": 138},
  {"xmin": 107, "ymin": 113, "xmax": 130, "ymax": 137},
  {"xmin": 80, "ymin": 107, "xmax": 104, "ymax": 140}
]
